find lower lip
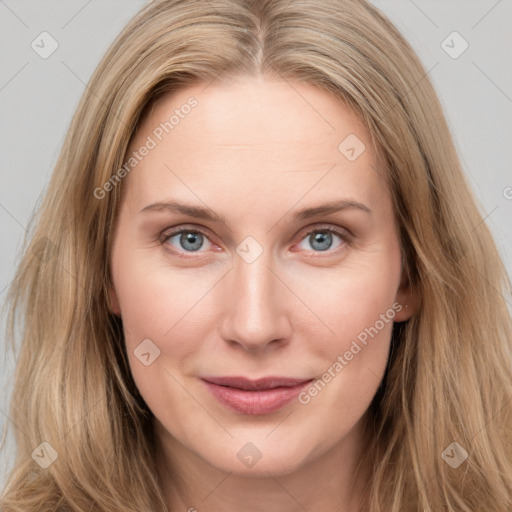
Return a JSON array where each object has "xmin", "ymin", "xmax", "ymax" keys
[{"xmin": 202, "ymin": 380, "xmax": 313, "ymax": 415}]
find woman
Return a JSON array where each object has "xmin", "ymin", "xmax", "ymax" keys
[{"xmin": 2, "ymin": 0, "xmax": 511, "ymax": 510}]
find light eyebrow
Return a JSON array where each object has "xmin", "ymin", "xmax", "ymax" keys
[
  {"xmin": 292, "ymin": 199, "xmax": 372, "ymax": 220},
  {"xmin": 140, "ymin": 198, "xmax": 371, "ymax": 223},
  {"xmin": 140, "ymin": 201, "xmax": 227, "ymax": 224}
]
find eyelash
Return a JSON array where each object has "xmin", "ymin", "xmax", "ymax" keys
[{"xmin": 159, "ymin": 224, "xmax": 350, "ymax": 259}]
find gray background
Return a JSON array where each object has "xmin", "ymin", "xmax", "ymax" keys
[{"xmin": 1, "ymin": 0, "xmax": 511, "ymax": 490}]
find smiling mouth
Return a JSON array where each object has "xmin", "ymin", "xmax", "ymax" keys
[{"xmin": 201, "ymin": 376, "xmax": 314, "ymax": 415}]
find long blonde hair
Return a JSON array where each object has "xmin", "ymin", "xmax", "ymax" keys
[{"xmin": 2, "ymin": 0, "xmax": 511, "ymax": 510}]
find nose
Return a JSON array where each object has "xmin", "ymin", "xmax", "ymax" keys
[{"xmin": 218, "ymin": 250, "xmax": 293, "ymax": 352}]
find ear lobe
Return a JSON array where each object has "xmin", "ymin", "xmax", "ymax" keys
[
  {"xmin": 109, "ymin": 286, "xmax": 121, "ymax": 316},
  {"xmin": 394, "ymin": 269, "xmax": 419, "ymax": 322}
]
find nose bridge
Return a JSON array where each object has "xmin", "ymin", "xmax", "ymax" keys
[{"xmin": 219, "ymin": 245, "xmax": 290, "ymax": 350}]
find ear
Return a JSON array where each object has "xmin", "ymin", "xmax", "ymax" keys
[
  {"xmin": 393, "ymin": 267, "xmax": 419, "ymax": 322},
  {"xmin": 108, "ymin": 285, "xmax": 121, "ymax": 317}
]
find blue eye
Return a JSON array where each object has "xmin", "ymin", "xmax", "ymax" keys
[
  {"xmin": 161, "ymin": 229, "xmax": 213, "ymax": 254},
  {"xmin": 160, "ymin": 225, "xmax": 348, "ymax": 258},
  {"xmin": 296, "ymin": 227, "xmax": 346, "ymax": 252}
]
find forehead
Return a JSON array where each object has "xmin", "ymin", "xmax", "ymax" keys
[{"xmin": 122, "ymin": 76, "xmax": 387, "ymax": 212}]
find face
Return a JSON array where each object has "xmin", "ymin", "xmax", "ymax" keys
[{"xmin": 109, "ymin": 75, "xmax": 415, "ymax": 477}]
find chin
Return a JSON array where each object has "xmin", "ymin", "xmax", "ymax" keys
[{"xmin": 196, "ymin": 433, "xmax": 317, "ymax": 477}]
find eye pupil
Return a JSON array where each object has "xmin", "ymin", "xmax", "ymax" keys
[
  {"xmin": 310, "ymin": 232, "xmax": 332, "ymax": 251},
  {"xmin": 180, "ymin": 231, "xmax": 203, "ymax": 251}
]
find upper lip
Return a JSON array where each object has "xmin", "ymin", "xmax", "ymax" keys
[{"xmin": 202, "ymin": 376, "xmax": 313, "ymax": 391}]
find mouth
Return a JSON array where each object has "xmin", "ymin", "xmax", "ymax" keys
[{"xmin": 201, "ymin": 376, "xmax": 314, "ymax": 415}]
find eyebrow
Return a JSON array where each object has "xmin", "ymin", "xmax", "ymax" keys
[{"xmin": 140, "ymin": 198, "xmax": 372, "ymax": 223}]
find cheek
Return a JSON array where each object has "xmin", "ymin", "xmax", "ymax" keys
[
  {"xmin": 288, "ymin": 249, "xmax": 400, "ymax": 408},
  {"xmin": 309, "ymin": 282, "xmax": 395, "ymax": 394},
  {"xmin": 294, "ymin": 283, "xmax": 396, "ymax": 448},
  {"xmin": 288, "ymin": 253, "xmax": 400, "ymax": 353},
  {"xmin": 114, "ymin": 258, "xmax": 211, "ymax": 419},
  {"xmin": 112, "ymin": 245, "xmax": 219, "ymax": 375}
]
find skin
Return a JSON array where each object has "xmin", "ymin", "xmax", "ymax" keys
[{"xmin": 109, "ymin": 75, "xmax": 417, "ymax": 512}]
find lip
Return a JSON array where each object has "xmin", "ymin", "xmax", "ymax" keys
[{"xmin": 202, "ymin": 376, "xmax": 314, "ymax": 415}]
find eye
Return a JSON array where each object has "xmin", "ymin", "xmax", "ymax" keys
[
  {"xmin": 294, "ymin": 225, "xmax": 348, "ymax": 253},
  {"xmin": 160, "ymin": 227, "xmax": 214, "ymax": 257},
  {"xmin": 159, "ymin": 224, "xmax": 349, "ymax": 259}
]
